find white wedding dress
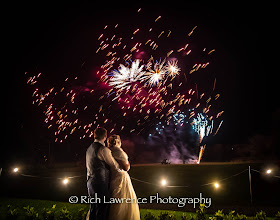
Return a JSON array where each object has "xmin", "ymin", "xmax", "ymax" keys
[{"xmin": 108, "ymin": 147, "xmax": 140, "ymax": 220}]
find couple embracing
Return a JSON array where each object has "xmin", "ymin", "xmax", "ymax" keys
[{"xmin": 86, "ymin": 127, "xmax": 140, "ymax": 220}]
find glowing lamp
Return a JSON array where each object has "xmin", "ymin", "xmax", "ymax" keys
[
  {"xmin": 266, "ymin": 169, "xmax": 272, "ymax": 174},
  {"xmin": 214, "ymin": 182, "xmax": 220, "ymax": 189},
  {"xmin": 63, "ymin": 178, "xmax": 69, "ymax": 185},
  {"xmin": 13, "ymin": 168, "xmax": 19, "ymax": 173},
  {"xmin": 161, "ymin": 179, "xmax": 167, "ymax": 186}
]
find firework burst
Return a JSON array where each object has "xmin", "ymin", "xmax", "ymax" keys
[
  {"xmin": 109, "ymin": 59, "xmax": 146, "ymax": 91},
  {"xmin": 166, "ymin": 60, "xmax": 180, "ymax": 78},
  {"xmin": 25, "ymin": 7, "xmax": 223, "ymax": 149},
  {"xmin": 191, "ymin": 113, "xmax": 213, "ymax": 143},
  {"xmin": 144, "ymin": 59, "xmax": 166, "ymax": 87}
]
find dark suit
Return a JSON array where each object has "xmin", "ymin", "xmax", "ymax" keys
[{"xmin": 86, "ymin": 142, "xmax": 110, "ymax": 220}]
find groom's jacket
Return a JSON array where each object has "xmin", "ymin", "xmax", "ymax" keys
[
  {"xmin": 86, "ymin": 142, "xmax": 120, "ymax": 184},
  {"xmin": 86, "ymin": 142, "xmax": 110, "ymax": 184}
]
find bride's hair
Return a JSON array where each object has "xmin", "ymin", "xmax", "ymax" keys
[{"xmin": 107, "ymin": 135, "xmax": 121, "ymax": 148}]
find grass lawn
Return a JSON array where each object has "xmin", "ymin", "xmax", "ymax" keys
[
  {"xmin": 129, "ymin": 163, "xmax": 280, "ymax": 206},
  {"xmin": 0, "ymin": 197, "xmax": 276, "ymax": 220},
  {"xmin": 0, "ymin": 197, "xmax": 194, "ymax": 219}
]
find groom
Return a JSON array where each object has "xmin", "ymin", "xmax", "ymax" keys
[{"xmin": 86, "ymin": 127, "xmax": 120, "ymax": 220}]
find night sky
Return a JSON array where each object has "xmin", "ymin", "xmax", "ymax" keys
[{"xmin": 3, "ymin": 3, "xmax": 279, "ymax": 165}]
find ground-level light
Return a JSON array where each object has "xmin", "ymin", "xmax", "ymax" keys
[
  {"xmin": 161, "ymin": 179, "xmax": 167, "ymax": 186},
  {"xmin": 63, "ymin": 178, "xmax": 69, "ymax": 185},
  {"xmin": 214, "ymin": 182, "xmax": 220, "ymax": 189}
]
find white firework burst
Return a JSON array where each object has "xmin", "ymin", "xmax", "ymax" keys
[
  {"xmin": 109, "ymin": 59, "xmax": 146, "ymax": 91},
  {"xmin": 144, "ymin": 60, "xmax": 166, "ymax": 87},
  {"xmin": 166, "ymin": 60, "xmax": 180, "ymax": 78}
]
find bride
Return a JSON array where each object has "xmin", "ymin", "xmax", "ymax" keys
[{"xmin": 107, "ymin": 135, "xmax": 140, "ymax": 220}]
